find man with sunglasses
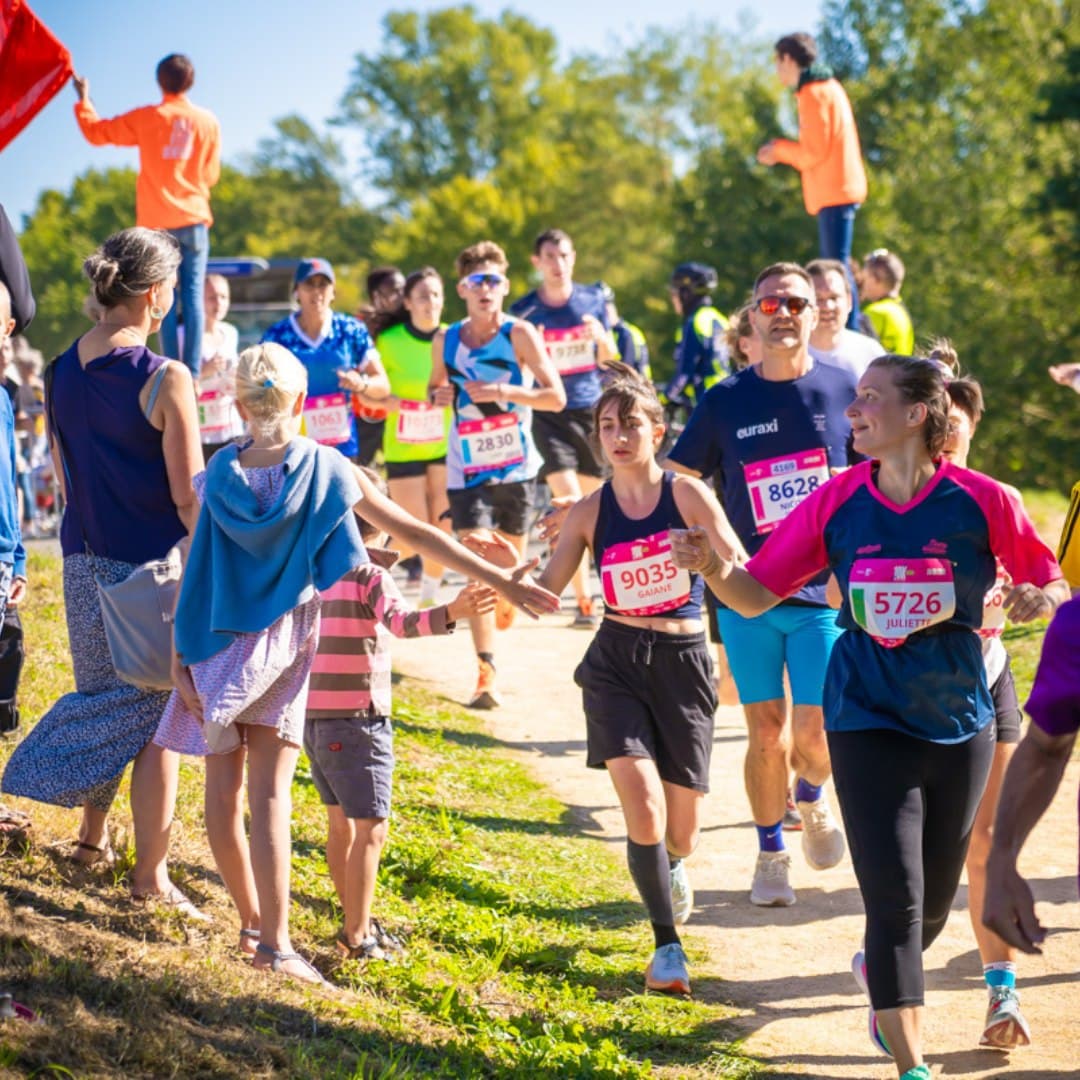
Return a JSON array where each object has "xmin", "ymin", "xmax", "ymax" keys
[
  {"xmin": 510, "ymin": 229, "xmax": 615, "ymax": 629},
  {"xmin": 430, "ymin": 241, "xmax": 565, "ymax": 710},
  {"xmin": 666, "ymin": 262, "xmax": 859, "ymax": 907}
]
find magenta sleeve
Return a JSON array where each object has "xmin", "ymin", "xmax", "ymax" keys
[{"xmin": 745, "ymin": 466, "xmax": 857, "ymax": 596}]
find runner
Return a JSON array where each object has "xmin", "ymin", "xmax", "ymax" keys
[
  {"xmin": 597, "ymin": 282, "xmax": 651, "ymax": 379},
  {"xmin": 352, "ymin": 267, "xmax": 405, "ymax": 469},
  {"xmin": 469, "ymin": 363, "xmax": 744, "ymax": 995},
  {"xmin": 663, "ymin": 263, "xmax": 729, "ymax": 409},
  {"xmin": 806, "ymin": 259, "xmax": 883, "ymax": 378},
  {"xmin": 367, "ymin": 268, "xmax": 452, "ymax": 608},
  {"xmin": 430, "ymin": 241, "xmax": 565, "ymax": 708},
  {"xmin": 510, "ymin": 229, "xmax": 614, "ymax": 629},
  {"xmin": 936, "ymin": 347, "xmax": 1033, "ymax": 1048},
  {"xmin": 261, "ymin": 259, "xmax": 390, "ymax": 462},
  {"xmin": 671, "ymin": 353, "xmax": 1067, "ymax": 1080},
  {"xmin": 666, "ymin": 262, "xmax": 855, "ymax": 907}
]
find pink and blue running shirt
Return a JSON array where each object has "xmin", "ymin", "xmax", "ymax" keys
[
  {"xmin": 307, "ymin": 552, "xmax": 454, "ymax": 719},
  {"xmin": 510, "ymin": 284, "xmax": 610, "ymax": 411},
  {"xmin": 746, "ymin": 460, "xmax": 1063, "ymax": 742},
  {"xmin": 261, "ymin": 312, "xmax": 379, "ymax": 460},
  {"xmin": 668, "ymin": 360, "xmax": 859, "ymax": 606}
]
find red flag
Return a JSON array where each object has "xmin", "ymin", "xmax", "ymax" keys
[{"xmin": 0, "ymin": 0, "xmax": 72, "ymax": 152}]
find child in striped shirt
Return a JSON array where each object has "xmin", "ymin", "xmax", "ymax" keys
[{"xmin": 305, "ymin": 470, "xmax": 495, "ymax": 960}]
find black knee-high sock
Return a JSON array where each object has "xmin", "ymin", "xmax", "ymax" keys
[{"xmin": 627, "ymin": 839, "xmax": 679, "ymax": 947}]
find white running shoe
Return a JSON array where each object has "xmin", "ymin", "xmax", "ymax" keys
[
  {"xmin": 670, "ymin": 859, "xmax": 693, "ymax": 925},
  {"xmin": 852, "ymin": 949, "xmax": 892, "ymax": 1056},
  {"xmin": 797, "ymin": 795, "xmax": 845, "ymax": 870},
  {"xmin": 644, "ymin": 942, "xmax": 691, "ymax": 996},
  {"xmin": 979, "ymin": 987, "xmax": 1032, "ymax": 1049},
  {"xmin": 750, "ymin": 850, "xmax": 795, "ymax": 907}
]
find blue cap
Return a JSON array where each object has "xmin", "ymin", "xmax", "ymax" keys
[{"xmin": 294, "ymin": 257, "xmax": 335, "ymax": 286}]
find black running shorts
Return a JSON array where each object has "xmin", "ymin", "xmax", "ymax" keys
[
  {"xmin": 574, "ymin": 619, "xmax": 717, "ymax": 792},
  {"xmin": 532, "ymin": 407, "xmax": 606, "ymax": 479},
  {"xmin": 447, "ymin": 478, "xmax": 535, "ymax": 537},
  {"xmin": 990, "ymin": 653, "xmax": 1022, "ymax": 744}
]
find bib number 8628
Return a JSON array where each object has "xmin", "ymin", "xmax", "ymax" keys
[{"xmin": 767, "ymin": 475, "xmax": 821, "ymax": 503}]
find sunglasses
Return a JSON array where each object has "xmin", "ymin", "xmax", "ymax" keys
[
  {"xmin": 754, "ymin": 295, "xmax": 814, "ymax": 316},
  {"xmin": 462, "ymin": 272, "xmax": 507, "ymax": 290}
]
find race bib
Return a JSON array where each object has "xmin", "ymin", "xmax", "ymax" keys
[
  {"xmin": 459, "ymin": 412, "xmax": 524, "ymax": 476},
  {"xmin": 744, "ymin": 449, "xmax": 829, "ymax": 534},
  {"xmin": 303, "ymin": 393, "xmax": 351, "ymax": 446},
  {"xmin": 978, "ymin": 559, "xmax": 1011, "ymax": 639},
  {"xmin": 396, "ymin": 399, "xmax": 446, "ymax": 445},
  {"xmin": 197, "ymin": 390, "xmax": 233, "ymax": 437},
  {"xmin": 600, "ymin": 530, "xmax": 691, "ymax": 617},
  {"xmin": 848, "ymin": 557, "xmax": 956, "ymax": 648},
  {"xmin": 544, "ymin": 326, "xmax": 597, "ymax": 376}
]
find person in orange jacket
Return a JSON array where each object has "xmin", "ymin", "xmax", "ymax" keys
[
  {"xmin": 758, "ymin": 33, "xmax": 867, "ymax": 330},
  {"xmin": 72, "ymin": 55, "xmax": 221, "ymax": 377}
]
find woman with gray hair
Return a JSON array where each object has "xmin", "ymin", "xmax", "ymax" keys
[{"xmin": 2, "ymin": 227, "xmax": 206, "ymax": 916}]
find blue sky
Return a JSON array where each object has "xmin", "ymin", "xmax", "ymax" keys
[{"xmin": 3, "ymin": 0, "xmax": 821, "ymax": 227}]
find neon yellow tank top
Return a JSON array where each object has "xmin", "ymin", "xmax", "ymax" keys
[{"xmin": 379, "ymin": 321, "xmax": 451, "ymax": 463}]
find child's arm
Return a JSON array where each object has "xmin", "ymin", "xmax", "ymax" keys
[{"xmin": 368, "ymin": 566, "xmax": 495, "ymax": 638}]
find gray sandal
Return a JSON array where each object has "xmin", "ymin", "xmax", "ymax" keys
[{"xmin": 254, "ymin": 942, "xmax": 332, "ymax": 988}]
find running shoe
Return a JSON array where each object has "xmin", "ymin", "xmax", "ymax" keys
[
  {"xmin": 670, "ymin": 860, "xmax": 694, "ymax": 925},
  {"xmin": 782, "ymin": 790, "xmax": 803, "ymax": 831},
  {"xmin": 979, "ymin": 986, "xmax": 1031, "ymax": 1049},
  {"xmin": 468, "ymin": 659, "xmax": 502, "ymax": 710},
  {"xmin": 852, "ymin": 949, "xmax": 891, "ymax": 1056},
  {"xmin": 571, "ymin": 597, "xmax": 599, "ymax": 629},
  {"xmin": 797, "ymin": 794, "xmax": 845, "ymax": 870},
  {"xmin": 370, "ymin": 917, "xmax": 406, "ymax": 955},
  {"xmin": 644, "ymin": 942, "xmax": 691, "ymax": 996},
  {"xmin": 750, "ymin": 850, "xmax": 795, "ymax": 907},
  {"xmin": 495, "ymin": 597, "xmax": 516, "ymax": 631},
  {"xmin": 899, "ymin": 1068, "xmax": 931, "ymax": 1080}
]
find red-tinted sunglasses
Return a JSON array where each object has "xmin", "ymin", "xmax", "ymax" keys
[{"xmin": 754, "ymin": 295, "xmax": 815, "ymax": 316}]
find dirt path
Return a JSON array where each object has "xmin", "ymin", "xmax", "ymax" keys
[{"xmin": 394, "ymin": 607, "xmax": 1079, "ymax": 1079}]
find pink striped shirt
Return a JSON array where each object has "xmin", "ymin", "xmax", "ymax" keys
[{"xmin": 307, "ymin": 550, "xmax": 454, "ymax": 718}]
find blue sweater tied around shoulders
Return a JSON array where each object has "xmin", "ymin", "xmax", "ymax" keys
[{"xmin": 174, "ymin": 437, "xmax": 369, "ymax": 666}]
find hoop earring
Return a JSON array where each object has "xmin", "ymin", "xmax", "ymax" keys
[{"xmin": 149, "ymin": 305, "xmax": 166, "ymax": 321}]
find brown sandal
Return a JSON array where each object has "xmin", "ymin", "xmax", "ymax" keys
[
  {"xmin": 70, "ymin": 840, "xmax": 115, "ymax": 868},
  {"xmin": 131, "ymin": 885, "xmax": 211, "ymax": 923},
  {"xmin": 0, "ymin": 806, "xmax": 32, "ymax": 854}
]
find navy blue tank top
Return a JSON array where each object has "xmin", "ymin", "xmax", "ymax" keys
[
  {"xmin": 593, "ymin": 471, "xmax": 704, "ymax": 620},
  {"xmin": 52, "ymin": 342, "xmax": 187, "ymax": 563}
]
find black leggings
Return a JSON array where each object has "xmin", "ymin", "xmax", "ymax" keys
[{"xmin": 828, "ymin": 724, "xmax": 994, "ymax": 1010}]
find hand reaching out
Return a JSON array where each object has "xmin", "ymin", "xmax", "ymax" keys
[{"xmin": 447, "ymin": 581, "xmax": 498, "ymax": 621}]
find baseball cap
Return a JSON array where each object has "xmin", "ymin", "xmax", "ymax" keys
[{"xmin": 294, "ymin": 258, "xmax": 335, "ymax": 286}]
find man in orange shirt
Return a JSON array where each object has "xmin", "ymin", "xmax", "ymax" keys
[
  {"xmin": 72, "ymin": 54, "xmax": 221, "ymax": 375},
  {"xmin": 758, "ymin": 33, "xmax": 867, "ymax": 329}
]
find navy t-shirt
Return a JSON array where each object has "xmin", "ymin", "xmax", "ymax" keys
[
  {"xmin": 509, "ymin": 284, "xmax": 609, "ymax": 410},
  {"xmin": 668, "ymin": 359, "xmax": 858, "ymax": 605}
]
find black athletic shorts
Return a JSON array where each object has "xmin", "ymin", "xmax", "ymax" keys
[
  {"xmin": 704, "ymin": 589, "xmax": 723, "ymax": 644},
  {"xmin": 574, "ymin": 619, "xmax": 717, "ymax": 792},
  {"xmin": 532, "ymin": 407, "xmax": 606, "ymax": 479},
  {"xmin": 447, "ymin": 478, "xmax": 535, "ymax": 536},
  {"xmin": 354, "ymin": 417, "xmax": 385, "ymax": 468},
  {"xmin": 990, "ymin": 653, "xmax": 1022, "ymax": 744},
  {"xmin": 385, "ymin": 456, "xmax": 446, "ymax": 481}
]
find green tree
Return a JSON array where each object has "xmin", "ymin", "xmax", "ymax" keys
[{"xmin": 819, "ymin": 0, "xmax": 1077, "ymax": 489}]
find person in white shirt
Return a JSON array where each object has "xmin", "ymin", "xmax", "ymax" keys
[{"xmin": 806, "ymin": 258, "xmax": 883, "ymax": 378}]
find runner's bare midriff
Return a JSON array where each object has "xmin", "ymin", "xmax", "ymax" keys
[{"xmin": 604, "ymin": 613, "xmax": 704, "ymax": 635}]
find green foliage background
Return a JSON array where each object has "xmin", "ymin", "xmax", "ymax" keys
[{"xmin": 15, "ymin": 0, "xmax": 1078, "ymax": 487}]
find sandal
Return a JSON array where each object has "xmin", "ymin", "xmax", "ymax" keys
[
  {"xmin": 0, "ymin": 806, "xmax": 32, "ymax": 854},
  {"xmin": 238, "ymin": 927, "xmax": 260, "ymax": 953},
  {"xmin": 254, "ymin": 942, "xmax": 333, "ymax": 988},
  {"xmin": 131, "ymin": 885, "xmax": 211, "ymax": 923},
  {"xmin": 70, "ymin": 840, "xmax": 115, "ymax": 868}
]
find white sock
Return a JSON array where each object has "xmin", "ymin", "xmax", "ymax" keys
[{"xmin": 419, "ymin": 574, "xmax": 442, "ymax": 605}]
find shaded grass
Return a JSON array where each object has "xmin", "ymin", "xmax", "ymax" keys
[{"xmin": 0, "ymin": 552, "xmax": 759, "ymax": 1079}]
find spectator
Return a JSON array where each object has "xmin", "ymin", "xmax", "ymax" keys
[
  {"xmin": 72, "ymin": 55, "xmax": 221, "ymax": 378},
  {"xmin": 758, "ymin": 33, "xmax": 868, "ymax": 328},
  {"xmin": 0, "ymin": 207, "xmax": 34, "ymax": 335},
  {"xmin": 2, "ymin": 227, "xmax": 205, "ymax": 915},
  {"xmin": 861, "ymin": 250, "xmax": 914, "ymax": 355}
]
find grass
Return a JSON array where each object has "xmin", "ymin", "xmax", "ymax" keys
[{"xmin": 0, "ymin": 551, "xmax": 759, "ymax": 1079}]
